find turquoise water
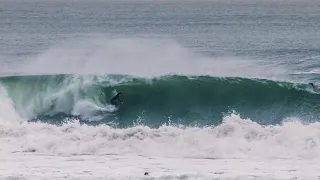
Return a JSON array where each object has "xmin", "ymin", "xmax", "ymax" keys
[{"xmin": 0, "ymin": 74, "xmax": 319, "ymax": 128}]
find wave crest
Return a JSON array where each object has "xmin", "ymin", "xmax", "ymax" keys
[{"xmin": 0, "ymin": 74, "xmax": 319, "ymax": 127}]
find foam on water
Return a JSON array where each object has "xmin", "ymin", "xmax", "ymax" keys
[
  {"xmin": 1, "ymin": 101, "xmax": 320, "ymax": 179},
  {"xmin": 1, "ymin": 99, "xmax": 320, "ymax": 160},
  {"xmin": 2, "ymin": 152, "xmax": 318, "ymax": 180}
]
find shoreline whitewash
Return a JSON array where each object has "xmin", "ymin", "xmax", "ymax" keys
[{"xmin": 1, "ymin": 153, "xmax": 318, "ymax": 180}]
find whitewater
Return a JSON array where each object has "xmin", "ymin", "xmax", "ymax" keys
[{"xmin": 1, "ymin": 0, "xmax": 320, "ymax": 179}]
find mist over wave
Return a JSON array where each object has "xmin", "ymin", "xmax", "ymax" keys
[{"xmin": 8, "ymin": 37, "xmax": 291, "ymax": 80}]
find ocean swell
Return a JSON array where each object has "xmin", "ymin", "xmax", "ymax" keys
[{"xmin": 0, "ymin": 74, "xmax": 319, "ymax": 127}]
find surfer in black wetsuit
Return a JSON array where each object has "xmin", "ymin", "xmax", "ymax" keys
[
  {"xmin": 309, "ymin": 83, "xmax": 316, "ymax": 89},
  {"xmin": 110, "ymin": 92, "xmax": 123, "ymax": 106}
]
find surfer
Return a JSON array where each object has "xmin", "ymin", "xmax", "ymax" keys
[
  {"xmin": 309, "ymin": 83, "xmax": 316, "ymax": 88},
  {"xmin": 110, "ymin": 92, "xmax": 123, "ymax": 106}
]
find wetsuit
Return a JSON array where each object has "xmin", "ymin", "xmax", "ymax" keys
[{"xmin": 110, "ymin": 93, "xmax": 122, "ymax": 105}]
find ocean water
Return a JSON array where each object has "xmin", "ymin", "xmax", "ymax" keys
[{"xmin": 1, "ymin": 0, "xmax": 320, "ymax": 179}]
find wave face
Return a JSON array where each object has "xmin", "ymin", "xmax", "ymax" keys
[{"xmin": 0, "ymin": 74, "xmax": 319, "ymax": 127}]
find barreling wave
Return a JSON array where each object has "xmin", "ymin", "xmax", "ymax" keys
[{"xmin": 0, "ymin": 74, "xmax": 319, "ymax": 127}]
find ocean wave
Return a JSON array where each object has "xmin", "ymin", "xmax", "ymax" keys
[{"xmin": 0, "ymin": 74, "xmax": 319, "ymax": 127}]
